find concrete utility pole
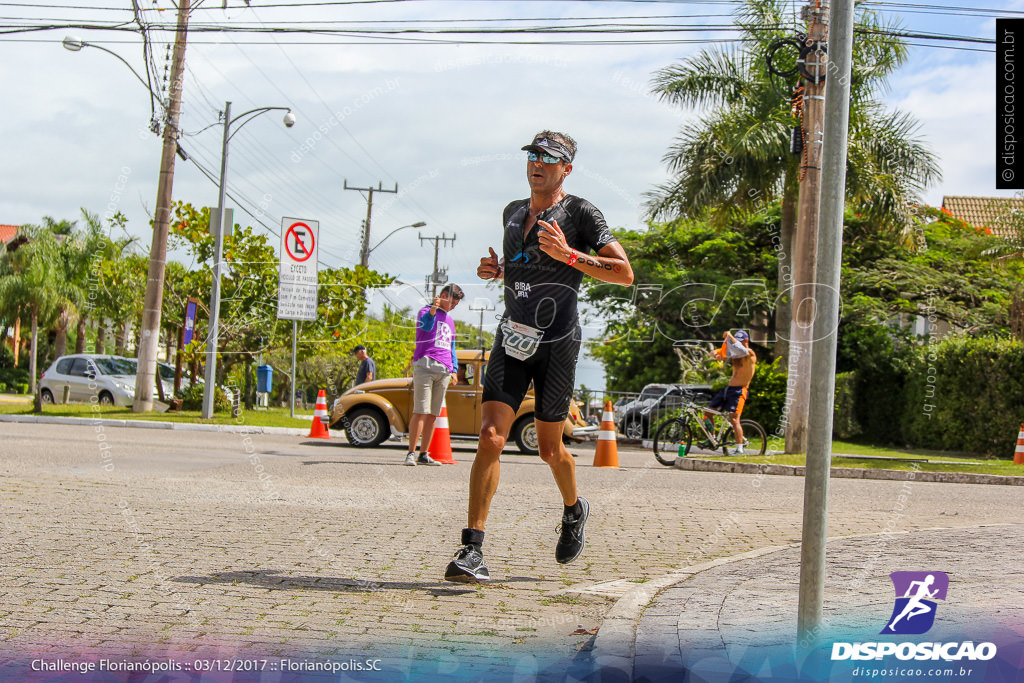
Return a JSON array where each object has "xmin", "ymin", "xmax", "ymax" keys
[
  {"xmin": 468, "ymin": 299, "xmax": 495, "ymax": 349},
  {"xmin": 134, "ymin": 0, "xmax": 189, "ymax": 412},
  {"xmin": 419, "ymin": 232, "xmax": 457, "ymax": 298},
  {"xmin": 798, "ymin": 0, "xmax": 855, "ymax": 641},
  {"xmin": 345, "ymin": 180, "xmax": 397, "ymax": 268},
  {"xmin": 785, "ymin": 0, "xmax": 829, "ymax": 451}
]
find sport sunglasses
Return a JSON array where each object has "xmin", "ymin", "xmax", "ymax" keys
[{"xmin": 527, "ymin": 151, "xmax": 562, "ymax": 164}]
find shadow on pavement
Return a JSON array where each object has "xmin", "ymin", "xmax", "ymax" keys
[{"xmin": 172, "ymin": 570, "xmax": 479, "ymax": 596}]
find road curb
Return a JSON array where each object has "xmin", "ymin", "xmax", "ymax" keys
[
  {"xmin": 672, "ymin": 455, "xmax": 1024, "ymax": 486},
  {"xmin": 588, "ymin": 524, "xmax": 1020, "ymax": 675},
  {"xmin": 0, "ymin": 413, "xmax": 308, "ymax": 436},
  {"xmin": 587, "ymin": 543, "xmax": 799, "ymax": 677}
]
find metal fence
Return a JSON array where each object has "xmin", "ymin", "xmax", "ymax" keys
[{"xmin": 575, "ymin": 386, "xmax": 713, "ymax": 443}]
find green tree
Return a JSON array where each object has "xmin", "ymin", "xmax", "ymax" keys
[
  {"xmin": 585, "ymin": 208, "xmax": 782, "ymax": 390},
  {"xmin": 167, "ymin": 201, "xmax": 393, "ymax": 410},
  {"xmin": 647, "ymin": 0, "xmax": 941, "ymax": 359},
  {"xmin": 0, "ymin": 224, "xmax": 64, "ymax": 395}
]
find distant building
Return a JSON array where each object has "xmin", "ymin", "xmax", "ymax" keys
[
  {"xmin": 0, "ymin": 224, "xmax": 19, "ymax": 249},
  {"xmin": 941, "ymin": 196, "xmax": 1024, "ymax": 240}
]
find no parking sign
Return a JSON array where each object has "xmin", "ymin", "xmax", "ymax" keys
[{"xmin": 277, "ymin": 217, "xmax": 319, "ymax": 321}]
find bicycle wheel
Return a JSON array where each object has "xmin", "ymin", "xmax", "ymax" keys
[
  {"xmin": 653, "ymin": 418, "xmax": 693, "ymax": 466},
  {"xmin": 721, "ymin": 419, "xmax": 767, "ymax": 456}
]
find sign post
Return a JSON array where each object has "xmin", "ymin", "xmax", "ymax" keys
[{"xmin": 277, "ymin": 217, "xmax": 320, "ymax": 417}]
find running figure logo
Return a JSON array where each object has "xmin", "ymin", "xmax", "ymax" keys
[{"xmin": 881, "ymin": 571, "xmax": 949, "ymax": 635}]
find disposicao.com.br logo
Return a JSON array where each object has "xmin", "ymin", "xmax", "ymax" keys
[{"xmin": 831, "ymin": 571, "xmax": 997, "ymax": 663}]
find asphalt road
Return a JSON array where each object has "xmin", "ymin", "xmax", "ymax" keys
[{"xmin": 2, "ymin": 421, "xmax": 1022, "ymax": 679}]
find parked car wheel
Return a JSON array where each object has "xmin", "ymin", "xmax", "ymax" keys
[
  {"xmin": 344, "ymin": 407, "xmax": 389, "ymax": 447},
  {"xmin": 98, "ymin": 391, "xmax": 115, "ymax": 406},
  {"xmin": 40, "ymin": 389, "xmax": 54, "ymax": 405},
  {"xmin": 622, "ymin": 417, "xmax": 646, "ymax": 441},
  {"xmin": 512, "ymin": 415, "xmax": 539, "ymax": 455}
]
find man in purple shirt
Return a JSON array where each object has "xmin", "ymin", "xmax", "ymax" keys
[{"xmin": 406, "ymin": 284, "xmax": 464, "ymax": 466}]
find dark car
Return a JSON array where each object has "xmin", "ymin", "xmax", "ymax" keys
[{"xmin": 616, "ymin": 383, "xmax": 714, "ymax": 440}]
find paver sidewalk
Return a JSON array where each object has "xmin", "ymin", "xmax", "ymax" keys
[
  {"xmin": 1, "ymin": 421, "xmax": 1022, "ymax": 681},
  {"xmin": 595, "ymin": 524, "xmax": 1024, "ymax": 681}
]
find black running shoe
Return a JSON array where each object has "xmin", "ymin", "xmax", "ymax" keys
[
  {"xmin": 444, "ymin": 544, "xmax": 489, "ymax": 583},
  {"xmin": 555, "ymin": 496, "xmax": 590, "ymax": 565}
]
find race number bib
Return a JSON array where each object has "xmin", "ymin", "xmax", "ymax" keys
[{"xmin": 500, "ymin": 320, "xmax": 544, "ymax": 361}]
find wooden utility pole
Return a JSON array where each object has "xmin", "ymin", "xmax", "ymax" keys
[
  {"xmin": 134, "ymin": 0, "xmax": 189, "ymax": 412},
  {"xmin": 345, "ymin": 180, "xmax": 397, "ymax": 268},
  {"xmin": 785, "ymin": 1, "xmax": 829, "ymax": 453}
]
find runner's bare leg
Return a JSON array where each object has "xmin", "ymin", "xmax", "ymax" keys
[
  {"xmin": 535, "ymin": 418, "xmax": 577, "ymax": 506},
  {"xmin": 467, "ymin": 401, "xmax": 516, "ymax": 530}
]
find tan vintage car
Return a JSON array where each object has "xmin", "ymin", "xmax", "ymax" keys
[{"xmin": 329, "ymin": 349, "xmax": 596, "ymax": 454}]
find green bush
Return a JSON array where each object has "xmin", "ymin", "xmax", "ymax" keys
[
  {"xmin": 15, "ymin": 383, "xmax": 29, "ymax": 395},
  {"xmin": 744, "ymin": 356, "xmax": 788, "ymax": 435},
  {"xmin": 832, "ymin": 371, "xmax": 862, "ymax": 439},
  {"xmin": 903, "ymin": 335, "xmax": 1024, "ymax": 457},
  {"xmin": 851, "ymin": 334, "xmax": 917, "ymax": 446},
  {"xmin": 180, "ymin": 383, "xmax": 231, "ymax": 413},
  {"xmin": 0, "ymin": 343, "xmax": 14, "ymax": 370},
  {"xmin": 0, "ymin": 367, "xmax": 28, "ymax": 388}
]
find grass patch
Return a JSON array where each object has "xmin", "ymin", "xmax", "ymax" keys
[
  {"xmin": 0, "ymin": 402, "xmax": 313, "ymax": 429},
  {"xmin": 540, "ymin": 595, "xmax": 584, "ymax": 606}
]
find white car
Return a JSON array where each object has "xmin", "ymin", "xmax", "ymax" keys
[{"xmin": 39, "ymin": 354, "xmax": 174, "ymax": 407}]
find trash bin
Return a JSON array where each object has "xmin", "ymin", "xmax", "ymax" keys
[{"xmin": 256, "ymin": 365, "xmax": 273, "ymax": 393}]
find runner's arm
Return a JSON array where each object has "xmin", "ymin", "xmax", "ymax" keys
[
  {"xmin": 568, "ymin": 241, "xmax": 634, "ymax": 286},
  {"xmin": 537, "ymin": 218, "xmax": 633, "ymax": 286}
]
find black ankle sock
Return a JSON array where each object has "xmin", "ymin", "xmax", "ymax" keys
[
  {"xmin": 461, "ymin": 528, "xmax": 484, "ymax": 549},
  {"xmin": 564, "ymin": 500, "xmax": 582, "ymax": 517}
]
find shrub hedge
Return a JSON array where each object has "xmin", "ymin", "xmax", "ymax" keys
[
  {"xmin": 748, "ymin": 335, "xmax": 1022, "ymax": 458},
  {"xmin": 901, "ymin": 335, "xmax": 1024, "ymax": 457}
]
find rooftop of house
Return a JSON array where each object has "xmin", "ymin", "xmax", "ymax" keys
[
  {"xmin": 941, "ymin": 196, "xmax": 1024, "ymax": 239},
  {"xmin": 0, "ymin": 224, "xmax": 19, "ymax": 244}
]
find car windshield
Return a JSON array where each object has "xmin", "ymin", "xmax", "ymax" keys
[
  {"xmin": 157, "ymin": 364, "xmax": 176, "ymax": 381},
  {"xmin": 93, "ymin": 357, "xmax": 138, "ymax": 376},
  {"xmin": 638, "ymin": 386, "xmax": 667, "ymax": 401}
]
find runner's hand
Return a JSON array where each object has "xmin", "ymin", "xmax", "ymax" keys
[
  {"xmin": 537, "ymin": 219, "xmax": 570, "ymax": 262},
  {"xmin": 478, "ymin": 247, "xmax": 502, "ymax": 280}
]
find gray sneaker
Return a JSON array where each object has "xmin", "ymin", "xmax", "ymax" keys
[
  {"xmin": 417, "ymin": 453, "xmax": 442, "ymax": 466},
  {"xmin": 444, "ymin": 544, "xmax": 489, "ymax": 583},
  {"xmin": 404, "ymin": 452, "xmax": 417, "ymax": 466}
]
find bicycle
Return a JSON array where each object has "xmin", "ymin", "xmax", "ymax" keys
[{"xmin": 652, "ymin": 401, "xmax": 767, "ymax": 466}]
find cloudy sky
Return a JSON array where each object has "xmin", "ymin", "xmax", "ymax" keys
[{"xmin": 0, "ymin": 0, "xmax": 1013, "ymax": 388}]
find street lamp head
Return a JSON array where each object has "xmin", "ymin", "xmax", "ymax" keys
[
  {"xmin": 283, "ymin": 110, "xmax": 296, "ymax": 128},
  {"xmin": 411, "ymin": 221, "xmax": 426, "ymax": 228},
  {"xmin": 62, "ymin": 35, "xmax": 84, "ymax": 51}
]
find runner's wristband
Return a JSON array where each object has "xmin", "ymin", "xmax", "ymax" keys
[{"xmin": 566, "ymin": 251, "xmax": 578, "ymax": 267}]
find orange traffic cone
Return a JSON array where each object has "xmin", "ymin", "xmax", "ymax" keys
[
  {"xmin": 593, "ymin": 400, "xmax": 619, "ymax": 468},
  {"xmin": 427, "ymin": 402, "xmax": 456, "ymax": 464},
  {"xmin": 1015, "ymin": 423, "xmax": 1024, "ymax": 465},
  {"xmin": 308, "ymin": 389, "xmax": 330, "ymax": 439}
]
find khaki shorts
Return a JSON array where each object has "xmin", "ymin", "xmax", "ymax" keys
[{"xmin": 412, "ymin": 357, "xmax": 451, "ymax": 416}]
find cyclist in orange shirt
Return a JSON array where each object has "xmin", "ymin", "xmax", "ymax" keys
[{"xmin": 706, "ymin": 330, "xmax": 756, "ymax": 454}]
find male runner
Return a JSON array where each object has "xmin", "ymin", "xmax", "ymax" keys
[{"xmin": 444, "ymin": 131, "xmax": 634, "ymax": 582}]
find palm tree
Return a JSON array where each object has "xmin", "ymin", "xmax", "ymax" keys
[
  {"xmin": 648, "ymin": 0, "xmax": 941, "ymax": 354},
  {"xmin": 0, "ymin": 225, "xmax": 63, "ymax": 395}
]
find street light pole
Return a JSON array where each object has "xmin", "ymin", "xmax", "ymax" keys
[
  {"xmin": 201, "ymin": 101, "xmax": 295, "ymax": 419},
  {"xmin": 365, "ymin": 221, "xmax": 426, "ymax": 263},
  {"xmin": 201, "ymin": 100, "xmax": 233, "ymax": 419},
  {"xmin": 62, "ymin": 28, "xmax": 188, "ymax": 412}
]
